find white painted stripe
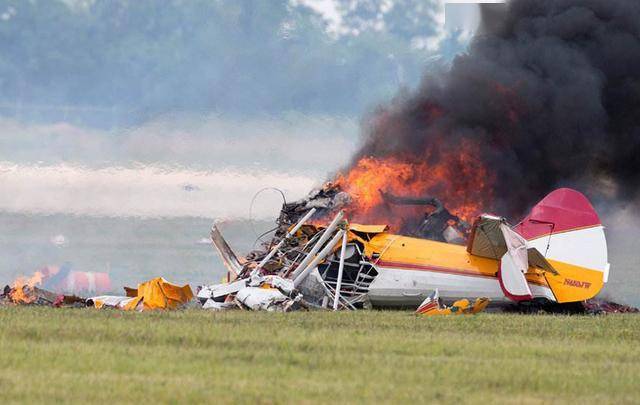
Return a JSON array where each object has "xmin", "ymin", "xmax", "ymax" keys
[
  {"xmin": 368, "ymin": 267, "xmax": 555, "ymax": 306},
  {"xmin": 526, "ymin": 226, "xmax": 608, "ymax": 274}
]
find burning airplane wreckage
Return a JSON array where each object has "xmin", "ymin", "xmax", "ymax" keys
[
  {"xmin": 2, "ymin": 183, "xmax": 637, "ymax": 315},
  {"xmin": 5, "ymin": 0, "xmax": 640, "ymax": 316},
  {"xmin": 1, "ymin": 274, "xmax": 194, "ymax": 311},
  {"xmin": 195, "ymin": 0, "xmax": 640, "ymax": 315},
  {"xmin": 1, "ymin": 263, "xmax": 194, "ymax": 311},
  {"xmin": 195, "ymin": 184, "xmax": 636, "ymax": 315}
]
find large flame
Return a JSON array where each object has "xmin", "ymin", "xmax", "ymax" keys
[{"xmin": 334, "ymin": 140, "xmax": 494, "ymax": 232}]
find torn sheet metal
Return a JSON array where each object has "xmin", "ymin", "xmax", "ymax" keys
[
  {"xmin": 198, "ymin": 279, "xmax": 247, "ymax": 301},
  {"xmin": 202, "ymin": 299, "xmax": 237, "ymax": 311},
  {"xmin": 88, "ymin": 295, "xmax": 137, "ymax": 309},
  {"xmin": 210, "ymin": 223, "xmax": 244, "ymax": 277},
  {"xmin": 235, "ymin": 287, "xmax": 302, "ymax": 312},
  {"xmin": 297, "ymin": 267, "xmax": 330, "ymax": 308},
  {"xmin": 416, "ymin": 290, "xmax": 490, "ymax": 316}
]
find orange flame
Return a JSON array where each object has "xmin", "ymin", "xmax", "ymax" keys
[
  {"xmin": 334, "ymin": 140, "xmax": 494, "ymax": 232},
  {"xmin": 9, "ymin": 271, "xmax": 44, "ymax": 304}
]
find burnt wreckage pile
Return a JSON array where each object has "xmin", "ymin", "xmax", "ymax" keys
[
  {"xmin": 278, "ymin": 183, "xmax": 469, "ymax": 243},
  {"xmin": 199, "ymin": 212, "xmax": 374, "ymax": 311},
  {"xmin": 1, "ymin": 284, "xmax": 86, "ymax": 307},
  {"xmin": 197, "ymin": 183, "xmax": 473, "ymax": 311}
]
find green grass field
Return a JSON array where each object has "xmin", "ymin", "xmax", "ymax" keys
[{"xmin": 0, "ymin": 308, "xmax": 638, "ymax": 404}]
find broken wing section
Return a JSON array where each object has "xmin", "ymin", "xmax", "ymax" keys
[
  {"xmin": 210, "ymin": 223, "xmax": 244, "ymax": 278},
  {"xmin": 89, "ymin": 277, "xmax": 193, "ymax": 311}
]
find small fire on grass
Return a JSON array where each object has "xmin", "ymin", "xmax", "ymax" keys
[{"xmin": 7, "ymin": 272, "xmax": 44, "ymax": 304}]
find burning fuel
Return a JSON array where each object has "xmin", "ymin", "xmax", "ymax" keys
[
  {"xmin": 8, "ymin": 272, "xmax": 44, "ymax": 304},
  {"xmin": 3, "ymin": 0, "xmax": 640, "ymax": 315},
  {"xmin": 339, "ymin": 0, "xmax": 640, "ymax": 219},
  {"xmin": 188, "ymin": 1, "xmax": 640, "ymax": 313},
  {"xmin": 334, "ymin": 139, "xmax": 492, "ymax": 231}
]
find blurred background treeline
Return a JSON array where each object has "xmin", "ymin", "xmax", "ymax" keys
[{"xmin": 0, "ymin": 0, "xmax": 467, "ymax": 128}]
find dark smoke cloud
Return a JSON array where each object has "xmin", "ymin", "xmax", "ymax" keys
[{"xmin": 354, "ymin": 0, "xmax": 640, "ymax": 218}]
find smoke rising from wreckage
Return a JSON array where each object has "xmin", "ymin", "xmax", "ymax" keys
[
  {"xmin": 192, "ymin": 185, "xmax": 634, "ymax": 314},
  {"xmin": 4, "ymin": 0, "xmax": 640, "ymax": 315},
  {"xmin": 345, "ymin": 0, "xmax": 640, "ymax": 219},
  {"xmin": 195, "ymin": 0, "xmax": 640, "ymax": 313}
]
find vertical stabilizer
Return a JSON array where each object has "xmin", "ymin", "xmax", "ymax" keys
[{"xmin": 515, "ymin": 188, "xmax": 609, "ymax": 302}]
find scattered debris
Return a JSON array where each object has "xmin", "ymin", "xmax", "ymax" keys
[
  {"xmin": 583, "ymin": 299, "xmax": 640, "ymax": 314},
  {"xmin": 199, "ymin": 206, "xmax": 344, "ymax": 311},
  {"xmin": 416, "ymin": 290, "xmax": 490, "ymax": 316},
  {"xmin": 1, "ymin": 283, "xmax": 86, "ymax": 308},
  {"xmin": 1, "ymin": 271, "xmax": 192, "ymax": 312},
  {"xmin": 88, "ymin": 277, "xmax": 193, "ymax": 311}
]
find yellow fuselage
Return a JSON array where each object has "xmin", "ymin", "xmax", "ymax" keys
[{"xmin": 356, "ymin": 232, "xmax": 604, "ymax": 305}]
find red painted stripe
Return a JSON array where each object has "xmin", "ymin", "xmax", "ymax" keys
[
  {"xmin": 416, "ymin": 302, "xmax": 438, "ymax": 313},
  {"xmin": 376, "ymin": 259, "xmax": 549, "ymax": 288}
]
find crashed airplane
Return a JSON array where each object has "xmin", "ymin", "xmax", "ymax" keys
[{"xmin": 199, "ymin": 187, "xmax": 610, "ymax": 312}]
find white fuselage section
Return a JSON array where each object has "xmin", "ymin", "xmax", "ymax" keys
[{"xmin": 367, "ymin": 266, "xmax": 555, "ymax": 307}]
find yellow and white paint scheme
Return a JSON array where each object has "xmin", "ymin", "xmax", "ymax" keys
[{"xmin": 347, "ymin": 215, "xmax": 608, "ymax": 307}]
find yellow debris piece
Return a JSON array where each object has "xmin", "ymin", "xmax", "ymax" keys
[
  {"xmin": 416, "ymin": 291, "xmax": 490, "ymax": 316},
  {"xmin": 89, "ymin": 277, "xmax": 194, "ymax": 311},
  {"xmin": 124, "ymin": 277, "xmax": 193, "ymax": 311},
  {"xmin": 348, "ymin": 224, "xmax": 389, "ymax": 234}
]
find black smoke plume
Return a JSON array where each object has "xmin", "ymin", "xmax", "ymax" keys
[{"xmin": 352, "ymin": 0, "xmax": 640, "ymax": 218}]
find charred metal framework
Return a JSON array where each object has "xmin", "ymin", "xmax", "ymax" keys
[
  {"xmin": 199, "ymin": 184, "xmax": 476, "ymax": 311},
  {"xmin": 318, "ymin": 242, "xmax": 378, "ymax": 309},
  {"xmin": 379, "ymin": 190, "xmax": 469, "ymax": 242}
]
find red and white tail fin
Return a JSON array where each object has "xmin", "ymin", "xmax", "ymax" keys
[{"xmin": 514, "ymin": 188, "xmax": 609, "ymax": 302}]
